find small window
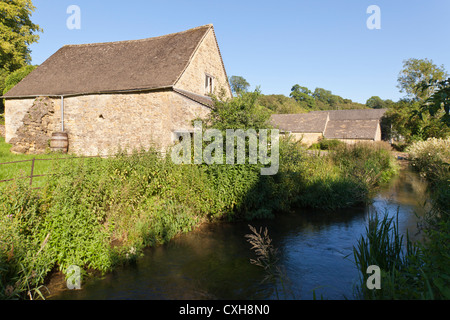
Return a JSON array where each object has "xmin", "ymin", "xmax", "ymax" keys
[{"xmin": 205, "ymin": 74, "xmax": 214, "ymax": 95}]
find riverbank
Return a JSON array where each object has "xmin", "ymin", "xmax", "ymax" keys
[
  {"xmin": 47, "ymin": 166, "xmax": 428, "ymax": 300},
  {"xmin": 0, "ymin": 140, "xmax": 398, "ymax": 299},
  {"xmin": 353, "ymin": 138, "xmax": 450, "ymax": 300}
]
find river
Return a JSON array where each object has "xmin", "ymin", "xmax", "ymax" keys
[{"xmin": 48, "ymin": 167, "xmax": 429, "ymax": 300}]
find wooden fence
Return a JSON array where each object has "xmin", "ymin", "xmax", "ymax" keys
[
  {"xmin": 0, "ymin": 152, "xmax": 154, "ymax": 188},
  {"xmin": 0, "ymin": 155, "xmax": 107, "ymax": 188}
]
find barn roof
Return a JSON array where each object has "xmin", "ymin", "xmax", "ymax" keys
[
  {"xmin": 3, "ymin": 25, "xmax": 214, "ymax": 98},
  {"xmin": 270, "ymin": 112, "xmax": 329, "ymax": 133},
  {"xmin": 324, "ymin": 120, "xmax": 380, "ymax": 140},
  {"xmin": 270, "ymin": 108, "xmax": 386, "ymax": 140},
  {"xmin": 310, "ymin": 108, "xmax": 387, "ymax": 121}
]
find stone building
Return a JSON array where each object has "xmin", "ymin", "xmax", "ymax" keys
[
  {"xmin": 271, "ymin": 109, "xmax": 387, "ymax": 146},
  {"xmin": 2, "ymin": 24, "xmax": 232, "ymax": 155}
]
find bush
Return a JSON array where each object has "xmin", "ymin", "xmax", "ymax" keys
[
  {"xmin": 331, "ymin": 142, "xmax": 398, "ymax": 186},
  {"xmin": 407, "ymin": 137, "xmax": 450, "ymax": 180},
  {"xmin": 3, "ymin": 65, "xmax": 37, "ymax": 96},
  {"xmin": 310, "ymin": 138, "xmax": 345, "ymax": 151}
]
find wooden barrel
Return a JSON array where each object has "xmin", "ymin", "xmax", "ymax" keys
[{"xmin": 50, "ymin": 132, "xmax": 68, "ymax": 153}]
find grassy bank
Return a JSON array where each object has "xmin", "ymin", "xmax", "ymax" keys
[
  {"xmin": 0, "ymin": 137, "xmax": 72, "ymax": 189},
  {"xmin": 0, "ymin": 138, "xmax": 397, "ymax": 299},
  {"xmin": 353, "ymin": 138, "xmax": 450, "ymax": 300}
]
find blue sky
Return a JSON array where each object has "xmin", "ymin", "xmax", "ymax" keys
[{"xmin": 29, "ymin": 0, "xmax": 450, "ymax": 104}]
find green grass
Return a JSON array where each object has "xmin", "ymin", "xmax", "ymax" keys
[{"xmin": 0, "ymin": 137, "xmax": 72, "ymax": 188}]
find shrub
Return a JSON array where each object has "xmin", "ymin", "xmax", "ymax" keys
[
  {"xmin": 310, "ymin": 138, "xmax": 345, "ymax": 151},
  {"xmin": 407, "ymin": 137, "xmax": 450, "ymax": 180},
  {"xmin": 3, "ymin": 65, "xmax": 37, "ymax": 96}
]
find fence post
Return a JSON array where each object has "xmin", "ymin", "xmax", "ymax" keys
[{"xmin": 30, "ymin": 158, "xmax": 35, "ymax": 186}]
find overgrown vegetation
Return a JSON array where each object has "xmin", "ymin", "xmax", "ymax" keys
[{"xmin": 353, "ymin": 138, "xmax": 450, "ymax": 299}]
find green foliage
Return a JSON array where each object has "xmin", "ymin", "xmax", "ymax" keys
[
  {"xmin": 331, "ymin": 142, "xmax": 397, "ymax": 186},
  {"xmin": 354, "ymin": 139, "xmax": 450, "ymax": 300},
  {"xmin": 0, "ymin": 69, "xmax": 9, "ymax": 113},
  {"xmin": 290, "ymin": 84, "xmax": 316, "ymax": 109},
  {"xmin": 229, "ymin": 75, "xmax": 250, "ymax": 95},
  {"xmin": 407, "ymin": 138, "xmax": 450, "ymax": 213},
  {"xmin": 257, "ymin": 94, "xmax": 308, "ymax": 114},
  {"xmin": 0, "ymin": 0, "xmax": 42, "ymax": 73},
  {"xmin": 354, "ymin": 208, "xmax": 450, "ymax": 300},
  {"xmin": 366, "ymin": 96, "xmax": 386, "ymax": 109},
  {"xmin": 3, "ymin": 65, "xmax": 37, "ymax": 95},
  {"xmin": 353, "ymin": 210, "xmax": 422, "ymax": 300},
  {"xmin": 420, "ymin": 77, "xmax": 450, "ymax": 127},
  {"xmin": 386, "ymin": 99, "xmax": 450, "ymax": 143},
  {"xmin": 208, "ymin": 88, "xmax": 272, "ymax": 131},
  {"xmin": 397, "ymin": 58, "xmax": 448, "ymax": 101},
  {"xmin": 309, "ymin": 138, "xmax": 345, "ymax": 151}
]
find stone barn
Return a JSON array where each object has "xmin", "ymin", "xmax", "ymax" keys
[
  {"xmin": 2, "ymin": 24, "xmax": 232, "ymax": 155},
  {"xmin": 271, "ymin": 109, "xmax": 387, "ymax": 146}
]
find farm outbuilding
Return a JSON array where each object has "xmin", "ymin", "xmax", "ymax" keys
[
  {"xmin": 271, "ymin": 109, "xmax": 388, "ymax": 146},
  {"xmin": 2, "ymin": 24, "xmax": 232, "ymax": 155}
]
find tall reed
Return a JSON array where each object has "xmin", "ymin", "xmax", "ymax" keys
[{"xmin": 245, "ymin": 225, "xmax": 294, "ymax": 299}]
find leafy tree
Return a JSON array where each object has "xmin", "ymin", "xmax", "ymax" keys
[
  {"xmin": 313, "ymin": 87, "xmax": 333, "ymax": 104},
  {"xmin": 420, "ymin": 77, "xmax": 450, "ymax": 127},
  {"xmin": 207, "ymin": 88, "xmax": 271, "ymax": 131},
  {"xmin": 386, "ymin": 98, "xmax": 449, "ymax": 143},
  {"xmin": 397, "ymin": 58, "xmax": 448, "ymax": 101},
  {"xmin": 366, "ymin": 96, "xmax": 386, "ymax": 109},
  {"xmin": 3, "ymin": 64, "xmax": 37, "ymax": 95},
  {"xmin": 0, "ymin": 69, "xmax": 9, "ymax": 113},
  {"xmin": 257, "ymin": 94, "xmax": 307, "ymax": 114},
  {"xmin": 290, "ymin": 84, "xmax": 315, "ymax": 109},
  {"xmin": 229, "ymin": 75, "xmax": 250, "ymax": 96},
  {"xmin": 0, "ymin": 0, "xmax": 42, "ymax": 73}
]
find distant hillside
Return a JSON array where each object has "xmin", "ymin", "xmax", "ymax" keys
[{"xmin": 257, "ymin": 93, "xmax": 367, "ymax": 115}]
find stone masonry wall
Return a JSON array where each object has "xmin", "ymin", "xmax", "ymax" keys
[
  {"xmin": 175, "ymin": 29, "xmax": 232, "ymax": 99},
  {"xmin": 59, "ymin": 90, "xmax": 210, "ymax": 156},
  {"xmin": 6, "ymin": 97, "xmax": 58, "ymax": 154},
  {"xmin": 5, "ymin": 91, "xmax": 210, "ymax": 156},
  {"xmin": 289, "ymin": 132, "xmax": 323, "ymax": 147}
]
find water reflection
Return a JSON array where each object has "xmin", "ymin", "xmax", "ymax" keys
[{"xmin": 50, "ymin": 168, "xmax": 429, "ymax": 300}]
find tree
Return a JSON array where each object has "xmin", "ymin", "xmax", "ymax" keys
[
  {"xmin": 420, "ymin": 77, "xmax": 450, "ymax": 127},
  {"xmin": 386, "ymin": 98, "xmax": 449, "ymax": 143},
  {"xmin": 229, "ymin": 75, "xmax": 250, "ymax": 96},
  {"xmin": 366, "ymin": 96, "xmax": 386, "ymax": 109},
  {"xmin": 313, "ymin": 87, "xmax": 333, "ymax": 104},
  {"xmin": 3, "ymin": 64, "xmax": 37, "ymax": 94},
  {"xmin": 0, "ymin": 0, "xmax": 42, "ymax": 73},
  {"xmin": 257, "ymin": 94, "xmax": 307, "ymax": 114},
  {"xmin": 397, "ymin": 58, "xmax": 448, "ymax": 101},
  {"xmin": 207, "ymin": 88, "xmax": 271, "ymax": 132},
  {"xmin": 290, "ymin": 84, "xmax": 315, "ymax": 109}
]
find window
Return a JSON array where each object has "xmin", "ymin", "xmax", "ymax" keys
[{"xmin": 205, "ymin": 74, "xmax": 214, "ymax": 95}]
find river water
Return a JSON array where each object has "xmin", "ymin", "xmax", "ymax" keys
[{"xmin": 49, "ymin": 167, "xmax": 429, "ymax": 300}]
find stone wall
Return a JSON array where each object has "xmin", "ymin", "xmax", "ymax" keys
[
  {"xmin": 287, "ymin": 132, "xmax": 323, "ymax": 147},
  {"xmin": 175, "ymin": 28, "xmax": 232, "ymax": 99},
  {"xmin": 6, "ymin": 90, "xmax": 211, "ymax": 156},
  {"xmin": 7, "ymin": 97, "xmax": 58, "ymax": 154}
]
